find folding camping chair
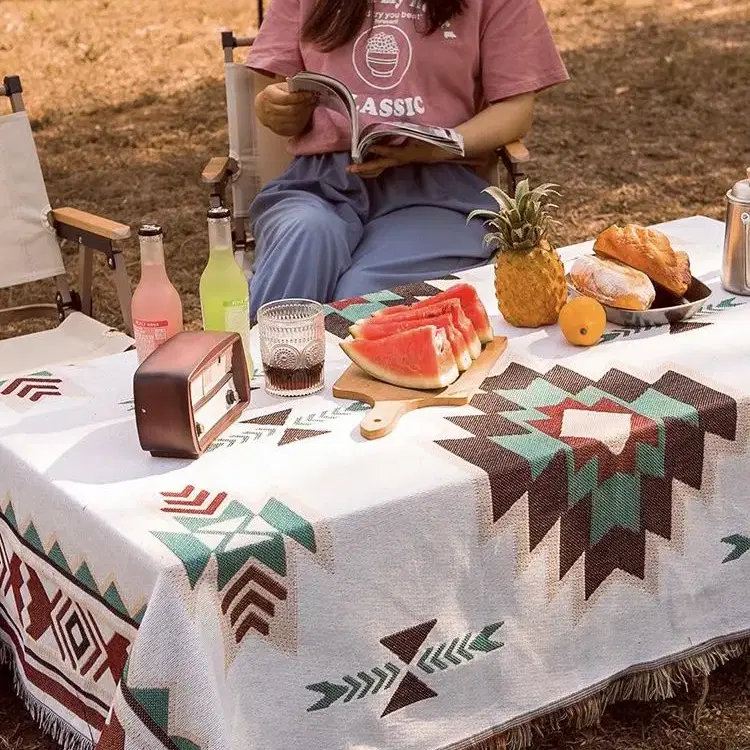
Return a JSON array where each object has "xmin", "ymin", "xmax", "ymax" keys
[
  {"xmin": 202, "ymin": 4, "xmax": 532, "ymax": 272},
  {"xmin": 0, "ymin": 75, "xmax": 134, "ymax": 377}
]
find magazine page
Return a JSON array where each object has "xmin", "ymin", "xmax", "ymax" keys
[
  {"xmin": 357, "ymin": 121, "xmax": 465, "ymax": 160},
  {"xmin": 287, "ymin": 72, "xmax": 360, "ymax": 150}
]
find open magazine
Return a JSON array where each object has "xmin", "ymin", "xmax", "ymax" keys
[{"xmin": 287, "ymin": 71, "xmax": 465, "ymax": 164}]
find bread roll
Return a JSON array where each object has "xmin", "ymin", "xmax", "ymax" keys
[
  {"xmin": 570, "ymin": 255, "xmax": 656, "ymax": 311},
  {"xmin": 593, "ymin": 224, "xmax": 691, "ymax": 297}
]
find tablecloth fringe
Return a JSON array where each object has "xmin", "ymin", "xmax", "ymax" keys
[
  {"xmin": 1, "ymin": 637, "xmax": 748, "ymax": 750},
  {"xmin": 465, "ymin": 636, "xmax": 750, "ymax": 750},
  {"xmin": 0, "ymin": 641, "xmax": 94, "ymax": 750}
]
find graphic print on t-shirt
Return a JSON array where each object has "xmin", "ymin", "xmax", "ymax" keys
[
  {"xmin": 247, "ymin": 0, "xmax": 569, "ymax": 154},
  {"xmin": 352, "ymin": 25, "xmax": 413, "ymax": 91}
]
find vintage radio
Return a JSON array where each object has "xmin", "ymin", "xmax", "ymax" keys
[{"xmin": 133, "ymin": 331, "xmax": 250, "ymax": 459}]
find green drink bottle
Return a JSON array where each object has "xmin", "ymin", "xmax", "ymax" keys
[{"xmin": 199, "ymin": 206, "xmax": 253, "ymax": 376}]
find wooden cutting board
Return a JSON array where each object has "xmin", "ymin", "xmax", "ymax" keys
[{"xmin": 332, "ymin": 337, "xmax": 508, "ymax": 440}]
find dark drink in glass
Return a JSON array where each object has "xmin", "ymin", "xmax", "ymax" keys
[{"xmin": 257, "ymin": 299, "xmax": 326, "ymax": 397}]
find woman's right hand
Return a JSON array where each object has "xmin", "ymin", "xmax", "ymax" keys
[{"xmin": 255, "ymin": 82, "xmax": 316, "ymax": 137}]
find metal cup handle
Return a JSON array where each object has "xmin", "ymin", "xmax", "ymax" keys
[{"xmin": 743, "ymin": 212, "xmax": 750, "ymax": 288}]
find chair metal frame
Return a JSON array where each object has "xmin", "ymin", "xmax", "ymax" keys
[
  {"xmin": 202, "ymin": 22, "xmax": 531, "ymax": 263},
  {"xmin": 0, "ymin": 75, "xmax": 134, "ymax": 335}
]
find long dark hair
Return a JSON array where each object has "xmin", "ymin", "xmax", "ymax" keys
[{"xmin": 302, "ymin": 0, "xmax": 466, "ymax": 52}]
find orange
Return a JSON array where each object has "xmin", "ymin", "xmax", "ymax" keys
[{"xmin": 558, "ymin": 296, "xmax": 607, "ymax": 346}]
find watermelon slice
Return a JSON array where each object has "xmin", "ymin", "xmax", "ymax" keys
[
  {"xmin": 414, "ymin": 284, "xmax": 494, "ymax": 344},
  {"xmin": 349, "ymin": 313, "xmax": 472, "ymax": 372},
  {"xmin": 370, "ymin": 299, "xmax": 481, "ymax": 359},
  {"xmin": 376, "ymin": 284, "xmax": 494, "ymax": 344},
  {"xmin": 340, "ymin": 325, "xmax": 459, "ymax": 390}
]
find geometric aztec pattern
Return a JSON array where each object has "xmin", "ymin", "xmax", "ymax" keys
[
  {"xmin": 306, "ymin": 618, "xmax": 503, "ymax": 716},
  {"xmin": 0, "ymin": 370, "xmax": 67, "ymax": 415},
  {"xmin": 721, "ymin": 534, "xmax": 750, "ymax": 563},
  {"xmin": 0, "ymin": 371, "xmax": 62, "ymax": 401},
  {"xmin": 436, "ymin": 364, "xmax": 738, "ymax": 599},
  {"xmin": 322, "ymin": 277, "xmax": 459, "ymax": 339},
  {"xmin": 207, "ymin": 402, "xmax": 369, "ymax": 451},
  {"xmin": 152, "ymin": 494, "xmax": 322, "ymax": 650},
  {"xmin": 0, "ymin": 496, "xmax": 142, "ymax": 735},
  {"xmin": 113, "ymin": 662, "xmax": 204, "ymax": 750},
  {"xmin": 601, "ymin": 296, "xmax": 747, "ymax": 343}
]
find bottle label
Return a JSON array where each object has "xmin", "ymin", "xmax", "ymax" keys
[
  {"xmin": 223, "ymin": 300, "xmax": 254, "ymax": 373},
  {"xmin": 133, "ymin": 319, "xmax": 169, "ymax": 360}
]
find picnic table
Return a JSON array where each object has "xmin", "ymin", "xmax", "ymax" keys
[{"xmin": 0, "ymin": 216, "xmax": 748, "ymax": 750}]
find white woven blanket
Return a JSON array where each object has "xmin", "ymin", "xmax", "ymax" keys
[{"xmin": 0, "ymin": 216, "xmax": 748, "ymax": 750}]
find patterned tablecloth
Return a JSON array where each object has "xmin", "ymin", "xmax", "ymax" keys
[{"xmin": 1, "ymin": 216, "xmax": 748, "ymax": 750}]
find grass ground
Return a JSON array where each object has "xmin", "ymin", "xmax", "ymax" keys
[{"xmin": 0, "ymin": 0, "xmax": 749, "ymax": 746}]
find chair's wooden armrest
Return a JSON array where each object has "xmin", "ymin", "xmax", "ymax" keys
[
  {"xmin": 52, "ymin": 207, "xmax": 130, "ymax": 242},
  {"xmin": 497, "ymin": 140, "xmax": 531, "ymax": 165},
  {"xmin": 202, "ymin": 156, "xmax": 232, "ymax": 184}
]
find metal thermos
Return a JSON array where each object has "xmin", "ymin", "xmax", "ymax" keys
[{"xmin": 721, "ymin": 168, "xmax": 750, "ymax": 295}]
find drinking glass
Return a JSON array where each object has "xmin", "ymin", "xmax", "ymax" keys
[{"xmin": 257, "ymin": 299, "xmax": 326, "ymax": 397}]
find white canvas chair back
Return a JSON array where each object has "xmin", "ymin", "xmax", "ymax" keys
[
  {"xmin": 0, "ymin": 111, "xmax": 66, "ymax": 289},
  {"xmin": 0, "ymin": 78, "xmax": 134, "ymax": 375},
  {"xmin": 223, "ymin": 53, "xmax": 291, "ymax": 270},
  {"xmin": 224, "ymin": 62, "xmax": 261, "ymax": 235}
]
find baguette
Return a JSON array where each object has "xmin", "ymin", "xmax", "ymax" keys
[{"xmin": 594, "ymin": 224, "xmax": 691, "ymax": 297}]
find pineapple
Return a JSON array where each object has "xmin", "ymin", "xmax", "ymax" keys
[{"xmin": 468, "ymin": 180, "xmax": 567, "ymax": 328}]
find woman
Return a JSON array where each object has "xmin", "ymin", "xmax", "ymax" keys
[{"xmin": 246, "ymin": 0, "xmax": 568, "ymax": 318}]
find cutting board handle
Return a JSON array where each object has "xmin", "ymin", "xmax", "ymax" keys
[{"xmin": 360, "ymin": 400, "xmax": 413, "ymax": 440}]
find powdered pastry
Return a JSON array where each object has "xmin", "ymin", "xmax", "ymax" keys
[{"xmin": 570, "ymin": 255, "xmax": 656, "ymax": 311}]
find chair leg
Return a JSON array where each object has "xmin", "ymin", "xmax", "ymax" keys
[
  {"xmin": 78, "ymin": 245, "xmax": 94, "ymax": 317},
  {"xmin": 507, "ymin": 166, "xmax": 525, "ymax": 196},
  {"xmin": 111, "ymin": 252, "xmax": 133, "ymax": 336},
  {"xmin": 54, "ymin": 276, "xmax": 77, "ymax": 321},
  {"xmin": 55, "ymin": 276, "xmax": 73, "ymax": 310}
]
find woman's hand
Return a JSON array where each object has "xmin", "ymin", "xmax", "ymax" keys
[
  {"xmin": 255, "ymin": 82, "xmax": 317, "ymax": 138},
  {"xmin": 347, "ymin": 142, "xmax": 446, "ymax": 178}
]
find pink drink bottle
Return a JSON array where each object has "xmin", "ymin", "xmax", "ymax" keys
[{"xmin": 131, "ymin": 224, "xmax": 183, "ymax": 363}]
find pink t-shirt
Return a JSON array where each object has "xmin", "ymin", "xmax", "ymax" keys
[{"xmin": 247, "ymin": 0, "xmax": 568, "ymax": 156}]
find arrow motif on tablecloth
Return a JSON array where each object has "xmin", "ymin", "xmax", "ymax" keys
[
  {"xmin": 294, "ymin": 413, "xmax": 329, "ymax": 428},
  {"xmin": 306, "ymin": 663, "xmax": 400, "ymax": 711},
  {"xmin": 601, "ymin": 296, "xmax": 748, "ymax": 343},
  {"xmin": 293, "ymin": 403, "xmax": 370, "ymax": 428},
  {"xmin": 416, "ymin": 625, "xmax": 503, "ymax": 675},
  {"xmin": 208, "ymin": 402, "xmax": 371, "ymax": 451},
  {"xmin": 370, "ymin": 665, "xmax": 394, "ymax": 694},
  {"xmin": 160, "ymin": 486, "xmax": 228, "ymax": 515},
  {"xmin": 207, "ymin": 427, "xmax": 278, "ymax": 450},
  {"xmin": 1, "ymin": 374, "xmax": 62, "ymax": 401},
  {"xmin": 721, "ymin": 534, "xmax": 750, "ymax": 563},
  {"xmin": 306, "ymin": 621, "xmax": 504, "ymax": 714},
  {"xmin": 469, "ymin": 623, "xmax": 504, "ymax": 653}
]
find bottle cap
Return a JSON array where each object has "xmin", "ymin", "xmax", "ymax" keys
[
  {"xmin": 207, "ymin": 206, "xmax": 231, "ymax": 220},
  {"xmin": 138, "ymin": 224, "xmax": 163, "ymax": 237}
]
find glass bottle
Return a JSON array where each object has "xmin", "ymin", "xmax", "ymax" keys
[
  {"xmin": 199, "ymin": 207, "xmax": 253, "ymax": 376},
  {"xmin": 131, "ymin": 224, "xmax": 183, "ymax": 363}
]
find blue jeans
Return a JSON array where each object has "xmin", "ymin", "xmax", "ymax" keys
[{"xmin": 248, "ymin": 152, "xmax": 495, "ymax": 319}]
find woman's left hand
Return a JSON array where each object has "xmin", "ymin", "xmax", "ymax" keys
[{"xmin": 347, "ymin": 142, "xmax": 446, "ymax": 178}]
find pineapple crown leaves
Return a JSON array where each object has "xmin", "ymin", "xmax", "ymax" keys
[{"xmin": 467, "ymin": 179, "xmax": 562, "ymax": 255}]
